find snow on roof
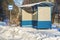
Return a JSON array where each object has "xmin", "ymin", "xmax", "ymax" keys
[{"xmin": 20, "ymin": 2, "xmax": 54, "ymax": 7}]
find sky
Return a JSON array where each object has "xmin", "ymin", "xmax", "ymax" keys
[{"xmin": 13, "ymin": 0, "xmax": 24, "ymax": 7}]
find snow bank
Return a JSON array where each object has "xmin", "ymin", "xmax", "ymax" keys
[{"xmin": 0, "ymin": 26, "xmax": 60, "ymax": 40}]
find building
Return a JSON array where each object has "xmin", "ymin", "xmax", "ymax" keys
[{"xmin": 1, "ymin": 0, "xmax": 60, "ymax": 28}]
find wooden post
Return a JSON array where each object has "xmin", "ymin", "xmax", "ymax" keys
[
  {"xmin": 10, "ymin": 10, "xmax": 11, "ymax": 25},
  {"xmin": 17, "ymin": 8, "xmax": 21, "ymax": 19}
]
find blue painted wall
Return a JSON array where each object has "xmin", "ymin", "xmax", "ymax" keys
[
  {"xmin": 37, "ymin": 21, "xmax": 52, "ymax": 29},
  {"xmin": 21, "ymin": 20, "xmax": 32, "ymax": 27}
]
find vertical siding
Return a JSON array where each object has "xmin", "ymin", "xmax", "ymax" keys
[
  {"xmin": 21, "ymin": 9, "xmax": 32, "ymax": 27},
  {"xmin": 38, "ymin": 7, "xmax": 51, "ymax": 21},
  {"xmin": 37, "ymin": 7, "xmax": 52, "ymax": 29},
  {"xmin": 22, "ymin": 9, "xmax": 32, "ymax": 20}
]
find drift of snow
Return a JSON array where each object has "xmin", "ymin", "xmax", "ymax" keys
[{"xmin": 0, "ymin": 26, "xmax": 60, "ymax": 40}]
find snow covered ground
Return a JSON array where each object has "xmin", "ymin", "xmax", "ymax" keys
[{"xmin": 0, "ymin": 26, "xmax": 60, "ymax": 40}]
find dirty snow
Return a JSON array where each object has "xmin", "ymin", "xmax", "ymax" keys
[{"xmin": 0, "ymin": 26, "xmax": 60, "ymax": 40}]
